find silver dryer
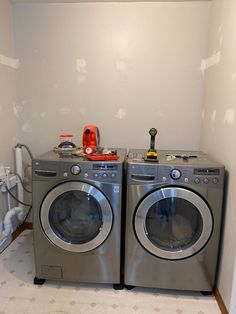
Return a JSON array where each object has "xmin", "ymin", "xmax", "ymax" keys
[{"xmin": 124, "ymin": 149, "xmax": 225, "ymax": 293}]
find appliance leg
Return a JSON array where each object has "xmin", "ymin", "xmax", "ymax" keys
[
  {"xmin": 125, "ymin": 285, "xmax": 135, "ymax": 290},
  {"xmin": 200, "ymin": 291, "xmax": 212, "ymax": 296},
  {"xmin": 113, "ymin": 283, "xmax": 124, "ymax": 290},
  {"xmin": 34, "ymin": 277, "xmax": 45, "ymax": 285}
]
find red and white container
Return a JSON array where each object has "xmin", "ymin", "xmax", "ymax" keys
[{"xmin": 59, "ymin": 134, "xmax": 74, "ymax": 144}]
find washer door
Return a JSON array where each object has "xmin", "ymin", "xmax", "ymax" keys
[
  {"xmin": 134, "ymin": 187, "xmax": 213, "ymax": 260},
  {"xmin": 40, "ymin": 181, "xmax": 113, "ymax": 253}
]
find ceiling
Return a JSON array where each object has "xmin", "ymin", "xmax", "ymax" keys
[{"xmin": 11, "ymin": 0, "xmax": 211, "ymax": 3}]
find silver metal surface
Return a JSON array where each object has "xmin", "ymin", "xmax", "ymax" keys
[
  {"xmin": 124, "ymin": 149, "xmax": 225, "ymax": 291},
  {"xmin": 135, "ymin": 187, "xmax": 213, "ymax": 260},
  {"xmin": 32, "ymin": 148, "xmax": 126, "ymax": 284},
  {"xmin": 40, "ymin": 181, "xmax": 113, "ymax": 253}
]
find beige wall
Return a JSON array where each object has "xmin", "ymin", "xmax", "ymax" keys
[
  {"xmin": 0, "ymin": 0, "xmax": 19, "ymax": 167},
  {"xmin": 13, "ymin": 1, "xmax": 211, "ymax": 156},
  {"xmin": 0, "ymin": 0, "xmax": 19, "ymax": 236},
  {"xmin": 200, "ymin": 0, "xmax": 236, "ymax": 310}
]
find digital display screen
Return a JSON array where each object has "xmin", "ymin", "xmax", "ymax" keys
[
  {"xmin": 93, "ymin": 164, "xmax": 118, "ymax": 171},
  {"xmin": 194, "ymin": 168, "xmax": 220, "ymax": 175}
]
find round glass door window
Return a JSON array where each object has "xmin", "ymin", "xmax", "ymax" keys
[
  {"xmin": 135, "ymin": 187, "xmax": 213, "ymax": 260},
  {"xmin": 41, "ymin": 182, "xmax": 113, "ymax": 252}
]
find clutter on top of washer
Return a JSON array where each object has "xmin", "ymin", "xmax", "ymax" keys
[
  {"xmin": 53, "ymin": 126, "xmax": 120, "ymax": 161},
  {"xmin": 53, "ymin": 133, "xmax": 77, "ymax": 156},
  {"xmin": 145, "ymin": 128, "xmax": 159, "ymax": 162}
]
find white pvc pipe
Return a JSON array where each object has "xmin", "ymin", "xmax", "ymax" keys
[{"xmin": 15, "ymin": 146, "xmax": 24, "ymax": 208}]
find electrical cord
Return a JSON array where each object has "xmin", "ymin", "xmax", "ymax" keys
[
  {"xmin": 10, "ymin": 171, "xmax": 32, "ymax": 194},
  {"xmin": 3, "ymin": 183, "xmax": 32, "ymax": 207}
]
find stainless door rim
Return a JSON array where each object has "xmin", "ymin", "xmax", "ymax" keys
[
  {"xmin": 40, "ymin": 181, "xmax": 113, "ymax": 253},
  {"xmin": 134, "ymin": 187, "xmax": 213, "ymax": 260}
]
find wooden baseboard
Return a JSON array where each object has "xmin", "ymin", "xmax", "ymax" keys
[
  {"xmin": 12, "ymin": 222, "xmax": 33, "ymax": 241},
  {"xmin": 23, "ymin": 222, "xmax": 33, "ymax": 230},
  {"xmin": 214, "ymin": 288, "xmax": 228, "ymax": 314}
]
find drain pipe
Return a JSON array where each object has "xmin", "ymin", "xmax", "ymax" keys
[{"xmin": 2, "ymin": 206, "xmax": 23, "ymax": 237}]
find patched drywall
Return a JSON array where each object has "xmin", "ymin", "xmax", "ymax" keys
[
  {"xmin": 13, "ymin": 2, "xmax": 211, "ymax": 155},
  {"xmin": 0, "ymin": 0, "xmax": 19, "ymax": 168},
  {"xmin": 0, "ymin": 0, "xmax": 19, "ymax": 240},
  {"xmin": 200, "ymin": 0, "xmax": 236, "ymax": 310}
]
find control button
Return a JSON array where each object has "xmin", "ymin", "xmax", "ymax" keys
[
  {"xmin": 102, "ymin": 173, "xmax": 108, "ymax": 178},
  {"xmin": 170, "ymin": 169, "xmax": 181, "ymax": 180},
  {"xmin": 194, "ymin": 178, "xmax": 200, "ymax": 184},
  {"xmin": 84, "ymin": 173, "xmax": 89, "ymax": 178},
  {"xmin": 70, "ymin": 165, "xmax": 81, "ymax": 175},
  {"xmin": 63, "ymin": 172, "xmax": 68, "ymax": 177},
  {"xmin": 93, "ymin": 173, "xmax": 99, "ymax": 178},
  {"xmin": 111, "ymin": 173, "xmax": 116, "ymax": 178},
  {"xmin": 204, "ymin": 178, "xmax": 209, "ymax": 184},
  {"xmin": 162, "ymin": 176, "xmax": 167, "ymax": 182},
  {"xmin": 212, "ymin": 178, "xmax": 219, "ymax": 184},
  {"xmin": 184, "ymin": 178, "xmax": 189, "ymax": 183}
]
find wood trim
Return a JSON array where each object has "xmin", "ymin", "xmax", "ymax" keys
[
  {"xmin": 214, "ymin": 288, "xmax": 228, "ymax": 314},
  {"xmin": 23, "ymin": 222, "xmax": 33, "ymax": 230},
  {"xmin": 12, "ymin": 222, "xmax": 33, "ymax": 241}
]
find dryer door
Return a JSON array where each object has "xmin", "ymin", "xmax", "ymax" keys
[
  {"xmin": 134, "ymin": 187, "xmax": 213, "ymax": 260},
  {"xmin": 40, "ymin": 181, "xmax": 113, "ymax": 253}
]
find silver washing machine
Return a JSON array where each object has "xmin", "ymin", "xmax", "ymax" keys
[
  {"xmin": 32, "ymin": 149, "xmax": 126, "ymax": 288},
  {"xmin": 124, "ymin": 149, "xmax": 225, "ymax": 293}
]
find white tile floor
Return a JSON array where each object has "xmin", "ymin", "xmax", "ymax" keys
[{"xmin": 0, "ymin": 230, "xmax": 221, "ymax": 314}]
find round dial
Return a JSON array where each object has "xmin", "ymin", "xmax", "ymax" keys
[
  {"xmin": 170, "ymin": 169, "xmax": 181, "ymax": 180},
  {"xmin": 70, "ymin": 165, "xmax": 81, "ymax": 175}
]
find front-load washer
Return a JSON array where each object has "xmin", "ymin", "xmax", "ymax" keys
[
  {"xmin": 32, "ymin": 149, "xmax": 126, "ymax": 288},
  {"xmin": 124, "ymin": 149, "xmax": 225, "ymax": 293}
]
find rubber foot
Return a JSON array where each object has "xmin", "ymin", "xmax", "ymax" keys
[
  {"xmin": 200, "ymin": 291, "xmax": 212, "ymax": 296},
  {"xmin": 113, "ymin": 283, "xmax": 124, "ymax": 290},
  {"xmin": 34, "ymin": 277, "xmax": 45, "ymax": 285},
  {"xmin": 125, "ymin": 285, "xmax": 135, "ymax": 290}
]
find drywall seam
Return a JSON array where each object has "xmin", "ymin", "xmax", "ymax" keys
[
  {"xmin": 0, "ymin": 54, "xmax": 20, "ymax": 69},
  {"xmin": 200, "ymin": 51, "xmax": 221, "ymax": 75}
]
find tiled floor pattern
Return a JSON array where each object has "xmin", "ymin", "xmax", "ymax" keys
[{"xmin": 0, "ymin": 230, "xmax": 221, "ymax": 314}]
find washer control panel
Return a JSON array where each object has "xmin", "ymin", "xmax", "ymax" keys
[
  {"xmin": 61, "ymin": 162, "xmax": 120, "ymax": 183},
  {"xmin": 33, "ymin": 160, "xmax": 121, "ymax": 183}
]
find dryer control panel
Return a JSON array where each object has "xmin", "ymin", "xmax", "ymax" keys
[
  {"xmin": 127, "ymin": 163, "xmax": 224, "ymax": 188},
  {"xmin": 157, "ymin": 166, "xmax": 224, "ymax": 188}
]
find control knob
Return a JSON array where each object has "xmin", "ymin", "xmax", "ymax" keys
[
  {"xmin": 170, "ymin": 169, "xmax": 181, "ymax": 180},
  {"xmin": 70, "ymin": 165, "xmax": 81, "ymax": 175}
]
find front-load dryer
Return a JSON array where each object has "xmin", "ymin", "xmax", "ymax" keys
[
  {"xmin": 32, "ymin": 149, "xmax": 126, "ymax": 288},
  {"xmin": 124, "ymin": 149, "xmax": 225, "ymax": 293}
]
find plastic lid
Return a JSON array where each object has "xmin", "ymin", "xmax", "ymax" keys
[{"xmin": 59, "ymin": 134, "xmax": 74, "ymax": 138}]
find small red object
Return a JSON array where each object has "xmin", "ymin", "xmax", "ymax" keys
[
  {"xmin": 85, "ymin": 154, "xmax": 120, "ymax": 161},
  {"xmin": 82, "ymin": 125, "xmax": 100, "ymax": 154}
]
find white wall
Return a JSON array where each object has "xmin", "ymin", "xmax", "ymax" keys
[
  {"xmin": 0, "ymin": 0, "xmax": 19, "ymax": 167},
  {"xmin": 0, "ymin": 0, "xmax": 19, "ymax": 236},
  {"xmin": 13, "ymin": 2, "xmax": 211, "ymax": 156},
  {"xmin": 200, "ymin": 0, "xmax": 236, "ymax": 310}
]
